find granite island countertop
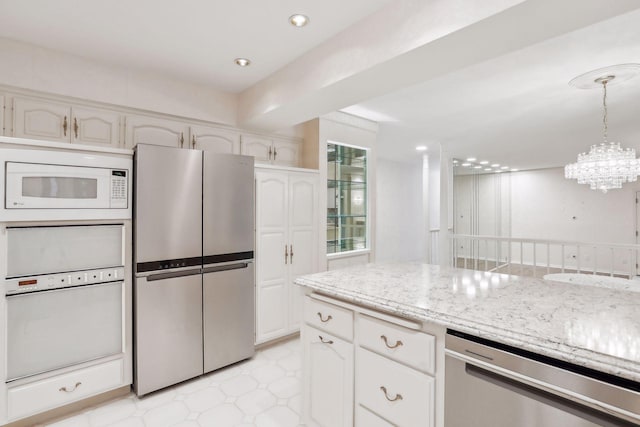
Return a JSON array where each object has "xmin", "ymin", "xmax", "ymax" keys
[{"xmin": 294, "ymin": 263, "xmax": 640, "ymax": 382}]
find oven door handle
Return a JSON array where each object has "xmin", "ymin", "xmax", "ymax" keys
[{"xmin": 466, "ymin": 363, "xmax": 636, "ymax": 427}]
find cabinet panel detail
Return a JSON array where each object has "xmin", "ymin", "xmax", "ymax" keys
[
  {"xmin": 303, "ymin": 327, "xmax": 353, "ymax": 427},
  {"xmin": 13, "ymin": 97, "xmax": 70, "ymax": 143},
  {"xmin": 125, "ymin": 115, "xmax": 189, "ymax": 148},
  {"xmin": 72, "ymin": 107, "xmax": 120, "ymax": 147},
  {"xmin": 191, "ymin": 125, "xmax": 240, "ymax": 154}
]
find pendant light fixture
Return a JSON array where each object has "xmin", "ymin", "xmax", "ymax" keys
[{"xmin": 565, "ymin": 64, "xmax": 640, "ymax": 193}]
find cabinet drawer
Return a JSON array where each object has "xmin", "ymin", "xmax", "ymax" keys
[
  {"xmin": 356, "ymin": 405, "xmax": 393, "ymax": 427},
  {"xmin": 304, "ymin": 296, "xmax": 353, "ymax": 341},
  {"xmin": 8, "ymin": 359, "xmax": 124, "ymax": 421},
  {"xmin": 356, "ymin": 348, "xmax": 434, "ymax": 427},
  {"xmin": 358, "ymin": 314, "xmax": 435, "ymax": 374}
]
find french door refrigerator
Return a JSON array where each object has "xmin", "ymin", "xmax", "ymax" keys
[{"xmin": 133, "ymin": 144, "xmax": 255, "ymax": 396}]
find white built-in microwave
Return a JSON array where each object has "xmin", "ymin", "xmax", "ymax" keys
[
  {"xmin": 0, "ymin": 147, "xmax": 132, "ymax": 221},
  {"xmin": 6, "ymin": 162, "xmax": 128, "ymax": 209}
]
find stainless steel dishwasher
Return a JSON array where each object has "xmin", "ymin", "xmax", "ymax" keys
[{"xmin": 445, "ymin": 330, "xmax": 640, "ymax": 427}]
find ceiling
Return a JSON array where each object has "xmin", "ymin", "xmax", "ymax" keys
[
  {"xmin": 0, "ymin": 0, "xmax": 391, "ymax": 93},
  {"xmin": 1, "ymin": 1, "xmax": 639, "ymax": 173},
  {"xmin": 344, "ymin": 8, "xmax": 640, "ymax": 169}
]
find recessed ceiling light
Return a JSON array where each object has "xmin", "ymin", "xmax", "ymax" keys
[
  {"xmin": 466, "ymin": 157, "xmax": 476, "ymax": 162},
  {"xmin": 416, "ymin": 145, "xmax": 427, "ymax": 151},
  {"xmin": 479, "ymin": 161, "xmax": 489, "ymax": 165},
  {"xmin": 501, "ymin": 166, "xmax": 509, "ymax": 170},
  {"xmin": 473, "ymin": 166, "xmax": 482, "ymax": 169},
  {"xmin": 452, "ymin": 159, "xmax": 459, "ymax": 163},
  {"xmin": 511, "ymin": 169, "xmax": 519, "ymax": 172},
  {"xmin": 462, "ymin": 163, "xmax": 471, "ymax": 167},
  {"xmin": 491, "ymin": 164, "xmax": 500, "ymax": 167},
  {"xmin": 234, "ymin": 58, "xmax": 251, "ymax": 67},
  {"xmin": 495, "ymin": 170, "xmax": 502, "ymax": 173},
  {"xmin": 484, "ymin": 168, "xmax": 492, "ymax": 171},
  {"xmin": 289, "ymin": 14, "xmax": 309, "ymax": 27}
]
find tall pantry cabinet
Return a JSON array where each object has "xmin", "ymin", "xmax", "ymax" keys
[{"xmin": 255, "ymin": 168, "xmax": 319, "ymax": 344}]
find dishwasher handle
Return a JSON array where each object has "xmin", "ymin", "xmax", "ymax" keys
[
  {"xmin": 466, "ymin": 363, "xmax": 638, "ymax": 427},
  {"xmin": 203, "ymin": 262, "xmax": 250, "ymax": 275}
]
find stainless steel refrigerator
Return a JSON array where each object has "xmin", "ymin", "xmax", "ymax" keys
[{"xmin": 133, "ymin": 144, "xmax": 255, "ymax": 396}]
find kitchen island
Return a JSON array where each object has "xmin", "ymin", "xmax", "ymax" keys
[{"xmin": 295, "ymin": 263, "xmax": 640, "ymax": 427}]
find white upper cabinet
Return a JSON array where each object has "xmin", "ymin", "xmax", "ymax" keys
[
  {"xmin": 240, "ymin": 135, "xmax": 272, "ymax": 162},
  {"xmin": 273, "ymin": 138, "xmax": 301, "ymax": 167},
  {"xmin": 12, "ymin": 97, "xmax": 121, "ymax": 147},
  {"xmin": 241, "ymin": 134, "xmax": 301, "ymax": 167},
  {"xmin": 124, "ymin": 115, "xmax": 189, "ymax": 149},
  {"xmin": 13, "ymin": 97, "xmax": 71, "ymax": 143},
  {"xmin": 71, "ymin": 106, "xmax": 120, "ymax": 147},
  {"xmin": 191, "ymin": 125, "xmax": 240, "ymax": 154}
]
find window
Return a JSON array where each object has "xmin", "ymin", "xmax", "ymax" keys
[{"xmin": 327, "ymin": 142, "xmax": 368, "ymax": 254}]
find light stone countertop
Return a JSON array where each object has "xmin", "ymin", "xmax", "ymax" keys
[{"xmin": 294, "ymin": 263, "xmax": 640, "ymax": 382}]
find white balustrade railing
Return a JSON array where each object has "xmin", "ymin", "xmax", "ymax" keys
[{"xmin": 450, "ymin": 234, "xmax": 640, "ymax": 279}]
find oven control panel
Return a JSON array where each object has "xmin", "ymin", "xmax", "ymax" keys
[{"xmin": 5, "ymin": 267, "xmax": 125, "ymax": 295}]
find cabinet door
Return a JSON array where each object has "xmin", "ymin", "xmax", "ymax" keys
[
  {"xmin": 1, "ymin": 95, "xmax": 5, "ymax": 135},
  {"xmin": 273, "ymin": 138, "xmax": 300, "ymax": 167},
  {"xmin": 124, "ymin": 115, "xmax": 189, "ymax": 148},
  {"xmin": 303, "ymin": 326, "xmax": 353, "ymax": 427},
  {"xmin": 13, "ymin": 97, "xmax": 71, "ymax": 143},
  {"xmin": 288, "ymin": 174, "xmax": 319, "ymax": 331},
  {"xmin": 191, "ymin": 125, "xmax": 240, "ymax": 154},
  {"xmin": 240, "ymin": 135, "xmax": 272, "ymax": 163},
  {"xmin": 255, "ymin": 170, "xmax": 289, "ymax": 343},
  {"xmin": 72, "ymin": 107, "xmax": 120, "ymax": 147}
]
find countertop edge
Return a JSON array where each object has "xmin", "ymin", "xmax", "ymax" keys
[{"xmin": 295, "ymin": 277, "xmax": 640, "ymax": 383}]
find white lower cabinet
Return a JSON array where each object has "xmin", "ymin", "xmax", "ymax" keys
[
  {"xmin": 356, "ymin": 405, "xmax": 393, "ymax": 427},
  {"xmin": 7, "ymin": 358, "xmax": 123, "ymax": 421},
  {"xmin": 302, "ymin": 294, "xmax": 442, "ymax": 427},
  {"xmin": 255, "ymin": 168, "xmax": 318, "ymax": 344},
  {"xmin": 303, "ymin": 326, "xmax": 354, "ymax": 427}
]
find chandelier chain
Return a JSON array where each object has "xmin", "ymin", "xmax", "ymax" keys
[{"xmin": 602, "ymin": 80, "xmax": 608, "ymax": 143}]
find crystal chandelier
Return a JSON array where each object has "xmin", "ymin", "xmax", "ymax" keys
[{"xmin": 565, "ymin": 65, "xmax": 640, "ymax": 193}]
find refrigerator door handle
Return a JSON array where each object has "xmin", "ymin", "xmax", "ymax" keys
[
  {"xmin": 203, "ymin": 262, "xmax": 250, "ymax": 275},
  {"xmin": 146, "ymin": 268, "xmax": 202, "ymax": 282}
]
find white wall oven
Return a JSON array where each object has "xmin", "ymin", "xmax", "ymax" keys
[
  {"xmin": 0, "ymin": 148, "xmax": 131, "ymax": 222},
  {"xmin": 4, "ymin": 224, "xmax": 125, "ymax": 382}
]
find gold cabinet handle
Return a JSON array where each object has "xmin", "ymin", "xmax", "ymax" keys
[
  {"xmin": 192, "ymin": 134, "xmax": 196, "ymax": 149},
  {"xmin": 273, "ymin": 147, "xmax": 277, "ymax": 160},
  {"xmin": 380, "ymin": 386, "xmax": 403, "ymax": 402},
  {"xmin": 317, "ymin": 312, "xmax": 332, "ymax": 323},
  {"xmin": 180, "ymin": 132, "xmax": 184, "ymax": 148},
  {"xmin": 319, "ymin": 335, "xmax": 333, "ymax": 344},
  {"xmin": 289, "ymin": 244, "xmax": 293, "ymax": 263},
  {"xmin": 63, "ymin": 115, "xmax": 68, "ymax": 136},
  {"xmin": 73, "ymin": 117, "xmax": 79, "ymax": 138},
  {"xmin": 285, "ymin": 245, "xmax": 289, "ymax": 264},
  {"xmin": 59, "ymin": 382, "xmax": 82, "ymax": 393},
  {"xmin": 381, "ymin": 335, "xmax": 403, "ymax": 349},
  {"xmin": 268, "ymin": 146, "xmax": 272, "ymax": 160}
]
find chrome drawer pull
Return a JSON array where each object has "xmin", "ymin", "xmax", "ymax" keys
[
  {"xmin": 319, "ymin": 335, "xmax": 333, "ymax": 344},
  {"xmin": 317, "ymin": 312, "xmax": 332, "ymax": 322},
  {"xmin": 381, "ymin": 335, "xmax": 403, "ymax": 349},
  {"xmin": 380, "ymin": 386, "xmax": 403, "ymax": 402},
  {"xmin": 59, "ymin": 382, "xmax": 82, "ymax": 393}
]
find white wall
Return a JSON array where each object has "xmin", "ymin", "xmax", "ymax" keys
[
  {"xmin": 376, "ymin": 158, "xmax": 424, "ymax": 263},
  {"xmin": 0, "ymin": 37, "xmax": 238, "ymax": 126},
  {"xmin": 454, "ymin": 167, "xmax": 640, "ymax": 273},
  {"xmin": 511, "ymin": 167, "xmax": 640, "ymax": 244}
]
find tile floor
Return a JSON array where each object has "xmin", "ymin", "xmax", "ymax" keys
[{"xmin": 40, "ymin": 338, "xmax": 303, "ymax": 427}]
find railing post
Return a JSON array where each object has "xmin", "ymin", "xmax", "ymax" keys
[{"xmin": 546, "ymin": 243, "xmax": 550, "ymax": 275}]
